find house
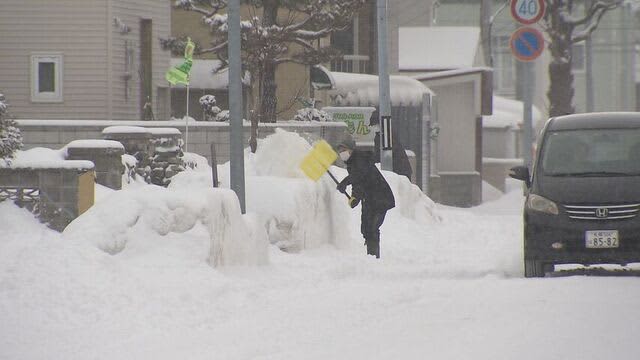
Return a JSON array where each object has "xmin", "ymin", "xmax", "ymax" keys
[
  {"xmin": 329, "ymin": 2, "xmax": 496, "ymax": 206},
  {"xmin": 0, "ymin": 0, "xmax": 171, "ymax": 121},
  {"xmin": 314, "ymin": 70, "xmax": 434, "ymax": 193},
  {"xmin": 398, "ymin": 26, "xmax": 492, "ymax": 206}
]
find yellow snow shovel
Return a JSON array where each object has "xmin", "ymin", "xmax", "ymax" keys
[{"xmin": 300, "ymin": 140, "xmax": 350, "ymax": 199}]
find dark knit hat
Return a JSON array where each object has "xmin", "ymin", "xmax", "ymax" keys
[{"xmin": 337, "ymin": 138, "xmax": 356, "ymax": 151}]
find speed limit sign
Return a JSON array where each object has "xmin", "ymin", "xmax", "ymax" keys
[{"xmin": 511, "ymin": 0, "xmax": 545, "ymax": 25}]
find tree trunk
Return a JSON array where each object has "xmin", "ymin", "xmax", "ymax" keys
[
  {"xmin": 260, "ymin": 61, "xmax": 278, "ymax": 122},
  {"xmin": 548, "ymin": 60, "xmax": 574, "ymax": 117},
  {"xmin": 546, "ymin": 1, "xmax": 575, "ymax": 117},
  {"xmin": 259, "ymin": 0, "xmax": 279, "ymax": 123},
  {"xmin": 249, "ymin": 110, "xmax": 258, "ymax": 153}
]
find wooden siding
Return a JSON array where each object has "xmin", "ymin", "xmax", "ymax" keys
[
  {"xmin": 0, "ymin": 0, "xmax": 109, "ymax": 120},
  {"xmin": 112, "ymin": 0, "xmax": 171, "ymax": 120},
  {"xmin": 0, "ymin": 0, "xmax": 170, "ymax": 121}
]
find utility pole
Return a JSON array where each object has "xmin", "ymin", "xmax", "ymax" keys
[
  {"xmin": 585, "ymin": 0, "xmax": 594, "ymax": 112},
  {"xmin": 621, "ymin": 2, "xmax": 635, "ymax": 111},
  {"xmin": 481, "ymin": 0, "xmax": 492, "ymax": 66},
  {"xmin": 229, "ymin": 0, "xmax": 246, "ymax": 213},
  {"xmin": 376, "ymin": 0, "xmax": 392, "ymax": 171}
]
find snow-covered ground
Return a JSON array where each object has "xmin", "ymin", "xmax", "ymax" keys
[{"xmin": 2, "ymin": 131, "xmax": 640, "ymax": 360}]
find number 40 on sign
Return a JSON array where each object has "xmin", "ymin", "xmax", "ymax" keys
[{"xmin": 511, "ymin": 0, "xmax": 545, "ymax": 25}]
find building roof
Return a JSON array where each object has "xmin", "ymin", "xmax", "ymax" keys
[
  {"xmin": 398, "ymin": 27, "xmax": 481, "ymax": 71},
  {"xmin": 325, "ymin": 71, "xmax": 433, "ymax": 107}
]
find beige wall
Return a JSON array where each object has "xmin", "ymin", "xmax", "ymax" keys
[
  {"xmin": 430, "ymin": 81, "xmax": 477, "ymax": 172},
  {"xmin": 0, "ymin": 0, "xmax": 109, "ymax": 119},
  {"xmin": 0, "ymin": 0, "xmax": 171, "ymax": 120},
  {"xmin": 112, "ymin": 0, "xmax": 171, "ymax": 120}
]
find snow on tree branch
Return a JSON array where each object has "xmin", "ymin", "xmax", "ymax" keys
[
  {"xmin": 571, "ymin": 0, "xmax": 622, "ymax": 42},
  {"xmin": 0, "ymin": 93, "xmax": 23, "ymax": 162},
  {"xmin": 166, "ymin": 0, "xmax": 365, "ymax": 123},
  {"xmin": 559, "ymin": 0, "xmax": 622, "ymax": 27}
]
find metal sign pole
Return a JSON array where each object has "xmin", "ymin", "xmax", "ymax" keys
[
  {"xmin": 185, "ymin": 84, "xmax": 190, "ymax": 152},
  {"xmin": 229, "ymin": 0, "xmax": 246, "ymax": 213},
  {"xmin": 522, "ymin": 61, "xmax": 534, "ymax": 168},
  {"xmin": 376, "ymin": 0, "xmax": 393, "ymax": 171},
  {"xmin": 509, "ymin": 0, "xmax": 544, "ymax": 169}
]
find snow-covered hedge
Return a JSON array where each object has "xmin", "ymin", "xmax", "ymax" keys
[
  {"xmin": 293, "ymin": 107, "xmax": 330, "ymax": 122},
  {"xmin": 0, "ymin": 93, "xmax": 23, "ymax": 162},
  {"xmin": 199, "ymin": 94, "xmax": 229, "ymax": 122}
]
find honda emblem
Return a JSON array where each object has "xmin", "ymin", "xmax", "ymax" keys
[{"xmin": 595, "ymin": 207, "xmax": 609, "ymax": 218}]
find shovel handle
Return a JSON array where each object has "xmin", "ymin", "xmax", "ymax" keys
[{"xmin": 327, "ymin": 170, "xmax": 351, "ymax": 199}]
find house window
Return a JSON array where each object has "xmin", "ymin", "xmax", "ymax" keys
[
  {"xmin": 331, "ymin": 22, "xmax": 355, "ymax": 55},
  {"xmin": 572, "ymin": 43, "xmax": 585, "ymax": 72},
  {"xmin": 493, "ymin": 35, "xmax": 515, "ymax": 94},
  {"xmin": 31, "ymin": 54, "xmax": 63, "ymax": 102}
]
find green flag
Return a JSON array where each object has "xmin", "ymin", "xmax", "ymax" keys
[{"xmin": 166, "ymin": 37, "xmax": 195, "ymax": 85}]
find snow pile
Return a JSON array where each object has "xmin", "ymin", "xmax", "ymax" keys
[
  {"xmin": 176, "ymin": 129, "xmax": 439, "ymax": 251},
  {"xmin": 199, "ymin": 129, "xmax": 354, "ymax": 251},
  {"xmin": 63, "ymin": 186, "xmax": 268, "ymax": 267},
  {"xmin": 384, "ymin": 170, "xmax": 441, "ymax": 223},
  {"xmin": 248, "ymin": 128, "xmax": 312, "ymax": 177}
]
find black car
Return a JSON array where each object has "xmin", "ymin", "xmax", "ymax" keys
[{"xmin": 510, "ymin": 112, "xmax": 640, "ymax": 277}]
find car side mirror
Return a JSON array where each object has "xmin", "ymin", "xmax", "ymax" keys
[{"xmin": 509, "ymin": 165, "xmax": 531, "ymax": 187}]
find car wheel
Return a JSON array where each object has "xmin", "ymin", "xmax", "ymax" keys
[{"xmin": 524, "ymin": 258, "xmax": 546, "ymax": 278}]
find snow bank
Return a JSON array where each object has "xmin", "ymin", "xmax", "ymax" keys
[
  {"xmin": 172, "ymin": 129, "xmax": 440, "ymax": 252},
  {"xmin": 63, "ymin": 186, "xmax": 268, "ymax": 267},
  {"xmin": 382, "ymin": 169, "xmax": 441, "ymax": 223}
]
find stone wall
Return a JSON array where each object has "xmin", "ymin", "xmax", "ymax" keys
[
  {"xmin": 66, "ymin": 140, "xmax": 125, "ymax": 190},
  {"xmin": 17, "ymin": 120, "xmax": 349, "ymax": 168},
  {"xmin": 0, "ymin": 166, "xmax": 95, "ymax": 231}
]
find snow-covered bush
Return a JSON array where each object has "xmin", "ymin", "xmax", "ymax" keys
[
  {"xmin": 0, "ymin": 93, "xmax": 23, "ymax": 162},
  {"xmin": 293, "ymin": 107, "xmax": 330, "ymax": 122},
  {"xmin": 199, "ymin": 94, "xmax": 229, "ymax": 122}
]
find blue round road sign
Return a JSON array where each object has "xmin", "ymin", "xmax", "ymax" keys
[{"xmin": 510, "ymin": 27, "xmax": 544, "ymax": 62}]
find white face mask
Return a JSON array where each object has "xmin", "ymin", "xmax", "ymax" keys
[{"xmin": 339, "ymin": 150, "xmax": 351, "ymax": 162}]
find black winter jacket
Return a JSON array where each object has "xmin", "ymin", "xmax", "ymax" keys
[{"xmin": 340, "ymin": 150, "xmax": 395, "ymax": 211}]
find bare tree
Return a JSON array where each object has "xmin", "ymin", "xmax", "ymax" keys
[
  {"xmin": 542, "ymin": 0, "xmax": 621, "ymax": 117},
  {"xmin": 166, "ymin": 0, "xmax": 365, "ymax": 123}
]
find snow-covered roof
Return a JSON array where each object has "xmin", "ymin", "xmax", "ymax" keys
[
  {"xmin": 326, "ymin": 72, "xmax": 433, "ymax": 107},
  {"xmin": 398, "ymin": 27, "xmax": 481, "ymax": 71},
  {"xmin": 102, "ymin": 126, "xmax": 150, "ymax": 135},
  {"xmin": 65, "ymin": 140, "xmax": 125, "ymax": 149},
  {"xmin": 0, "ymin": 147, "xmax": 94, "ymax": 170},
  {"xmin": 483, "ymin": 96, "xmax": 545, "ymax": 129},
  {"xmin": 148, "ymin": 128, "xmax": 182, "ymax": 136},
  {"xmin": 410, "ymin": 67, "xmax": 492, "ymax": 81}
]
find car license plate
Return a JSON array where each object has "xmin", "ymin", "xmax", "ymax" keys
[{"xmin": 585, "ymin": 230, "xmax": 619, "ymax": 248}]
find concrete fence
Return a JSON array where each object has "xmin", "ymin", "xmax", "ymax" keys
[{"xmin": 16, "ymin": 120, "xmax": 349, "ymax": 167}]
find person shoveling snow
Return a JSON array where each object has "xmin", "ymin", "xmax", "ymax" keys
[
  {"xmin": 301, "ymin": 137, "xmax": 395, "ymax": 258},
  {"xmin": 336, "ymin": 139, "xmax": 395, "ymax": 258}
]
